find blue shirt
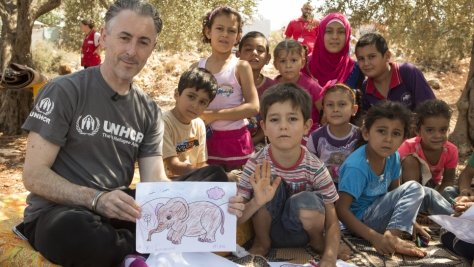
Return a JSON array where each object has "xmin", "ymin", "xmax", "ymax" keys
[{"xmin": 338, "ymin": 145, "xmax": 401, "ymax": 219}]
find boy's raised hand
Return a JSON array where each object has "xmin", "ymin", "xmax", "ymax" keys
[{"xmin": 250, "ymin": 160, "xmax": 282, "ymax": 206}]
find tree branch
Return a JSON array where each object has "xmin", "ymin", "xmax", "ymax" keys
[{"xmin": 31, "ymin": 0, "xmax": 61, "ymax": 20}]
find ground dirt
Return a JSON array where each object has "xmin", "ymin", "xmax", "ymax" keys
[{"xmin": 0, "ymin": 52, "xmax": 470, "ymax": 195}]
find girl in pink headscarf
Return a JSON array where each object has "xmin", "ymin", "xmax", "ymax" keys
[{"xmin": 306, "ymin": 13, "xmax": 364, "ymax": 90}]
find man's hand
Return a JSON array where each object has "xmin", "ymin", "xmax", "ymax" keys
[
  {"xmin": 95, "ymin": 190, "xmax": 141, "ymax": 222},
  {"xmin": 250, "ymin": 160, "xmax": 281, "ymax": 206}
]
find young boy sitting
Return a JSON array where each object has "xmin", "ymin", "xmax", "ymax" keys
[
  {"xmin": 237, "ymin": 83, "xmax": 350, "ymax": 265},
  {"xmin": 355, "ymin": 32, "xmax": 436, "ymax": 112},
  {"xmin": 162, "ymin": 67, "xmax": 229, "ymax": 182}
]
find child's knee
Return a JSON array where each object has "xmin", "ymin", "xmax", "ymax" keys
[{"xmin": 290, "ymin": 191, "xmax": 325, "ymax": 213}]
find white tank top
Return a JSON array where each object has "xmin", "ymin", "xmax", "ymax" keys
[{"xmin": 198, "ymin": 56, "xmax": 246, "ymax": 131}]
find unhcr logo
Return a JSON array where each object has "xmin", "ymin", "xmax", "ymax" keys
[
  {"xmin": 35, "ymin": 98, "xmax": 55, "ymax": 115},
  {"xmin": 76, "ymin": 115, "xmax": 101, "ymax": 136}
]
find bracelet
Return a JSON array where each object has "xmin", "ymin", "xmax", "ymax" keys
[{"xmin": 91, "ymin": 191, "xmax": 106, "ymax": 212}]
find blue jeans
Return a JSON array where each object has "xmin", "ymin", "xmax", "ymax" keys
[
  {"xmin": 362, "ymin": 181, "xmax": 424, "ymax": 234},
  {"xmin": 420, "ymin": 186, "xmax": 454, "ymax": 215},
  {"xmin": 265, "ymin": 184, "xmax": 325, "ymax": 248},
  {"xmin": 361, "ymin": 181, "xmax": 454, "ymax": 235}
]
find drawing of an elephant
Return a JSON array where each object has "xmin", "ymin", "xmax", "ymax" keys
[{"xmin": 147, "ymin": 197, "xmax": 225, "ymax": 244}]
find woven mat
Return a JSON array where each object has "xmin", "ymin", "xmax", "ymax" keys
[{"xmin": 229, "ymin": 228, "xmax": 472, "ymax": 267}]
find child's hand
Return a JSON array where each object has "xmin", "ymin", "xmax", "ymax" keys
[
  {"xmin": 453, "ymin": 201, "xmax": 473, "ymax": 212},
  {"xmin": 371, "ymin": 232, "xmax": 396, "ymax": 256},
  {"xmin": 372, "ymin": 231, "xmax": 426, "ymax": 258},
  {"xmin": 412, "ymin": 223, "xmax": 431, "ymax": 243},
  {"xmin": 250, "ymin": 160, "xmax": 282, "ymax": 206}
]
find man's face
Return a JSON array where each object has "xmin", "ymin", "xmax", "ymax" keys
[
  {"xmin": 301, "ymin": 4, "xmax": 314, "ymax": 20},
  {"xmin": 100, "ymin": 10, "xmax": 157, "ymax": 83}
]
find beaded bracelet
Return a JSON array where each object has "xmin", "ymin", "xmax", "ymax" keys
[{"xmin": 91, "ymin": 191, "xmax": 106, "ymax": 212}]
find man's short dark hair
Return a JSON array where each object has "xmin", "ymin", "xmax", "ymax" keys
[
  {"xmin": 355, "ymin": 32, "xmax": 389, "ymax": 55},
  {"xmin": 415, "ymin": 99, "xmax": 452, "ymax": 130},
  {"xmin": 260, "ymin": 83, "xmax": 312, "ymax": 122},
  {"xmin": 238, "ymin": 31, "xmax": 269, "ymax": 53},
  {"xmin": 178, "ymin": 68, "xmax": 218, "ymax": 102}
]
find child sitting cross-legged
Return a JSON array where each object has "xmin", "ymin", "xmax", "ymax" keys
[
  {"xmin": 336, "ymin": 101, "xmax": 454, "ymax": 258},
  {"xmin": 237, "ymin": 83, "xmax": 351, "ymax": 266}
]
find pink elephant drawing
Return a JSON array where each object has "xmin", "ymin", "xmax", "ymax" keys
[{"xmin": 147, "ymin": 197, "xmax": 225, "ymax": 244}]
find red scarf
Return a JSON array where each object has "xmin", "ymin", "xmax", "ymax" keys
[{"xmin": 307, "ymin": 13, "xmax": 355, "ymax": 88}]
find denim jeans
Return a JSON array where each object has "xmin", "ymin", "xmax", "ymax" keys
[
  {"xmin": 265, "ymin": 184, "xmax": 325, "ymax": 248},
  {"xmin": 362, "ymin": 181, "xmax": 424, "ymax": 234},
  {"xmin": 420, "ymin": 186, "xmax": 454, "ymax": 215},
  {"xmin": 361, "ymin": 181, "xmax": 454, "ymax": 235}
]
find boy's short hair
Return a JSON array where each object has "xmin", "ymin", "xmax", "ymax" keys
[
  {"xmin": 355, "ymin": 32, "xmax": 389, "ymax": 55},
  {"xmin": 238, "ymin": 31, "xmax": 269, "ymax": 53},
  {"xmin": 178, "ymin": 68, "xmax": 218, "ymax": 102},
  {"xmin": 363, "ymin": 101, "xmax": 412, "ymax": 138},
  {"xmin": 415, "ymin": 99, "xmax": 452, "ymax": 130},
  {"xmin": 260, "ymin": 83, "xmax": 312, "ymax": 122}
]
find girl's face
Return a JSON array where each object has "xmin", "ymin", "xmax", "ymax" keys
[
  {"xmin": 274, "ymin": 50, "xmax": 304, "ymax": 82},
  {"xmin": 323, "ymin": 90, "xmax": 357, "ymax": 126},
  {"xmin": 237, "ymin": 37, "xmax": 270, "ymax": 72},
  {"xmin": 356, "ymin": 44, "xmax": 391, "ymax": 79},
  {"xmin": 205, "ymin": 14, "xmax": 241, "ymax": 53},
  {"xmin": 261, "ymin": 100, "xmax": 312, "ymax": 153},
  {"xmin": 324, "ymin": 21, "xmax": 346, "ymax": 53},
  {"xmin": 363, "ymin": 118, "xmax": 405, "ymax": 159},
  {"xmin": 418, "ymin": 116, "xmax": 450, "ymax": 151}
]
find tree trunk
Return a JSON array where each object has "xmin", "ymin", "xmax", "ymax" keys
[
  {"xmin": 449, "ymin": 36, "xmax": 474, "ymax": 155},
  {"xmin": 0, "ymin": 89, "xmax": 33, "ymax": 134},
  {"xmin": 0, "ymin": 0, "xmax": 61, "ymax": 136}
]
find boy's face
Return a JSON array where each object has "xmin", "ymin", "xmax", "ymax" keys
[
  {"xmin": 173, "ymin": 87, "xmax": 211, "ymax": 124},
  {"xmin": 356, "ymin": 44, "xmax": 390, "ymax": 79},
  {"xmin": 261, "ymin": 100, "xmax": 312, "ymax": 152},
  {"xmin": 237, "ymin": 37, "xmax": 270, "ymax": 71}
]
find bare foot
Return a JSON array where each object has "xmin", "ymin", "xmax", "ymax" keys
[
  {"xmin": 249, "ymin": 238, "xmax": 271, "ymax": 256},
  {"xmin": 338, "ymin": 241, "xmax": 353, "ymax": 260}
]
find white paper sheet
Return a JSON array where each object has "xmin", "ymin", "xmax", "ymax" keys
[
  {"xmin": 135, "ymin": 182, "xmax": 237, "ymax": 253},
  {"xmin": 429, "ymin": 206, "xmax": 474, "ymax": 244}
]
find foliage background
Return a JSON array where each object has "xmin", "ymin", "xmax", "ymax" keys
[
  {"xmin": 318, "ymin": 1, "xmax": 474, "ymax": 70},
  {"xmin": 42, "ymin": 0, "xmax": 257, "ymax": 53}
]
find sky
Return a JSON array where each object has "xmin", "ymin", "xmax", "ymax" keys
[{"xmin": 257, "ymin": 0, "xmax": 323, "ymax": 30}]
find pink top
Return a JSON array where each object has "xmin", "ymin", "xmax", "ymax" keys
[
  {"xmin": 198, "ymin": 56, "xmax": 246, "ymax": 131},
  {"xmin": 307, "ymin": 13, "xmax": 355, "ymax": 88},
  {"xmin": 398, "ymin": 136, "xmax": 458, "ymax": 185}
]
